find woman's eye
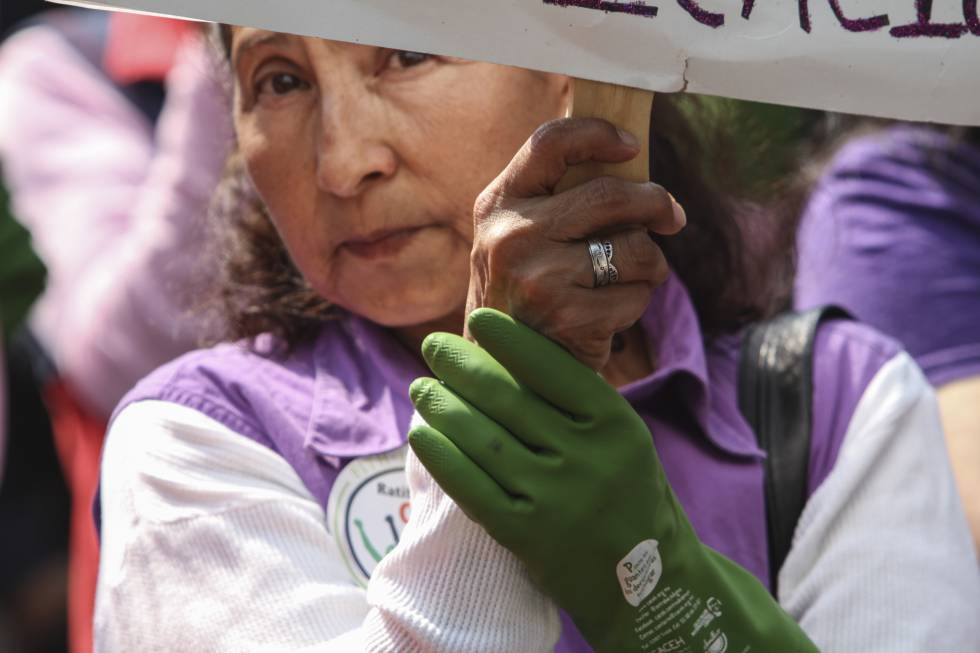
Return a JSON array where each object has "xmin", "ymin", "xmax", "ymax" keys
[
  {"xmin": 257, "ymin": 72, "xmax": 308, "ymax": 97},
  {"xmin": 390, "ymin": 51, "xmax": 432, "ymax": 70}
]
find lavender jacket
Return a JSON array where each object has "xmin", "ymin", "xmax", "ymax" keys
[{"xmin": 93, "ymin": 272, "xmax": 980, "ymax": 651}]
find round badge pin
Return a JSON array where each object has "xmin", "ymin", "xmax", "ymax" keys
[{"xmin": 326, "ymin": 445, "xmax": 410, "ymax": 586}]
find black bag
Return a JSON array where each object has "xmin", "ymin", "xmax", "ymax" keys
[{"xmin": 737, "ymin": 306, "xmax": 850, "ymax": 596}]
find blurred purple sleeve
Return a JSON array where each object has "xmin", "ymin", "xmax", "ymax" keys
[
  {"xmin": 0, "ymin": 28, "xmax": 233, "ymax": 416},
  {"xmin": 794, "ymin": 126, "xmax": 980, "ymax": 387}
]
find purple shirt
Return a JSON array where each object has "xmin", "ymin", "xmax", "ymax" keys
[
  {"xmin": 114, "ymin": 273, "xmax": 898, "ymax": 651},
  {"xmin": 795, "ymin": 126, "xmax": 980, "ymax": 387}
]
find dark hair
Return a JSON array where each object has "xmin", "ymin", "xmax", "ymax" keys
[
  {"xmin": 209, "ymin": 25, "xmax": 804, "ymax": 347},
  {"xmin": 646, "ymin": 98, "xmax": 806, "ymax": 338}
]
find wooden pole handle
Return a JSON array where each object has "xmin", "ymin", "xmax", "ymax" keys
[{"xmin": 554, "ymin": 79, "xmax": 654, "ymax": 193}]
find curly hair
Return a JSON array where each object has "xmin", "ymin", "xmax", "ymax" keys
[
  {"xmin": 207, "ymin": 152, "xmax": 335, "ymax": 346},
  {"xmin": 208, "ymin": 25, "xmax": 806, "ymax": 347}
]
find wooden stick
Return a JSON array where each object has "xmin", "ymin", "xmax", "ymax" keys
[{"xmin": 555, "ymin": 79, "xmax": 654, "ymax": 193}]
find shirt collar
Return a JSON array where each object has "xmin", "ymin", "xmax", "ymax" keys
[
  {"xmin": 308, "ymin": 273, "xmax": 760, "ymax": 466},
  {"xmin": 618, "ymin": 272, "xmax": 709, "ymax": 399},
  {"xmin": 307, "ymin": 313, "xmax": 426, "ymax": 467},
  {"xmin": 620, "ymin": 273, "xmax": 761, "ymax": 459}
]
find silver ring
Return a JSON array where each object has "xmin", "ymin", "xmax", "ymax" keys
[
  {"xmin": 604, "ymin": 241, "xmax": 620, "ymax": 284},
  {"xmin": 587, "ymin": 239, "xmax": 618, "ymax": 288},
  {"xmin": 588, "ymin": 240, "xmax": 607, "ymax": 287}
]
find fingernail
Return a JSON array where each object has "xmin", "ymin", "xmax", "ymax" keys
[
  {"xmin": 617, "ymin": 128, "xmax": 640, "ymax": 149},
  {"xmin": 668, "ymin": 192, "xmax": 687, "ymax": 228}
]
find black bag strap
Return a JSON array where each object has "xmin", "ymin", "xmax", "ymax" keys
[{"xmin": 737, "ymin": 306, "xmax": 850, "ymax": 596}]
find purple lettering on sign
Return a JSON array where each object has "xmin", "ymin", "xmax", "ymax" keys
[
  {"xmin": 964, "ymin": 0, "xmax": 980, "ymax": 34},
  {"xmin": 543, "ymin": 0, "xmax": 659, "ymax": 17},
  {"xmin": 744, "ymin": 1, "xmax": 888, "ymax": 33},
  {"xmin": 890, "ymin": 0, "xmax": 968, "ymax": 38},
  {"xmin": 549, "ymin": 0, "xmax": 980, "ymax": 38},
  {"xmin": 824, "ymin": 0, "xmax": 890, "ymax": 32},
  {"xmin": 676, "ymin": 0, "xmax": 725, "ymax": 28}
]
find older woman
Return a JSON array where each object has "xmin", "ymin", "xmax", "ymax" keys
[{"xmin": 93, "ymin": 26, "xmax": 979, "ymax": 653}]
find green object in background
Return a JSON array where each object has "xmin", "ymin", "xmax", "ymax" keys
[
  {"xmin": 0, "ymin": 182, "xmax": 46, "ymax": 336},
  {"xmin": 410, "ymin": 308, "xmax": 818, "ymax": 653},
  {"xmin": 678, "ymin": 95, "xmax": 823, "ymax": 196}
]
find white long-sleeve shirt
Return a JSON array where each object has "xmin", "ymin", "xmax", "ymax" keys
[{"xmin": 94, "ymin": 350, "xmax": 980, "ymax": 651}]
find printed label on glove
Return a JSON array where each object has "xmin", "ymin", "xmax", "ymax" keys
[
  {"xmin": 632, "ymin": 587, "xmax": 747, "ymax": 653},
  {"xmin": 617, "ymin": 539, "xmax": 663, "ymax": 607}
]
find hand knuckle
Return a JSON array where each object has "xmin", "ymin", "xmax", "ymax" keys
[
  {"xmin": 650, "ymin": 246, "xmax": 670, "ymax": 285},
  {"xmin": 479, "ymin": 215, "xmax": 527, "ymax": 258},
  {"xmin": 528, "ymin": 119, "xmax": 568, "ymax": 155},
  {"xmin": 638, "ymin": 181, "xmax": 669, "ymax": 216},
  {"xmin": 587, "ymin": 177, "xmax": 628, "ymax": 211},
  {"xmin": 616, "ymin": 230, "xmax": 643, "ymax": 268},
  {"xmin": 621, "ymin": 232, "xmax": 668, "ymax": 286},
  {"xmin": 479, "ymin": 220, "xmax": 508, "ymax": 250},
  {"xmin": 473, "ymin": 188, "xmax": 499, "ymax": 221}
]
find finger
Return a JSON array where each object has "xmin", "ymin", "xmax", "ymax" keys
[
  {"xmin": 417, "ymin": 335, "xmax": 561, "ymax": 451},
  {"xmin": 522, "ymin": 284, "xmax": 656, "ymax": 372},
  {"xmin": 466, "ymin": 308, "xmax": 619, "ymax": 417},
  {"xmin": 410, "ymin": 377, "xmax": 540, "ymax": 495},
  {"xmin": 569, "ymin": 228, "xmax": 670, "ymax": 289},
  {"xmin": 551, "ymin": 178, "xmax": 685, "ymax": 241},
  {"xmin": 495, "ymin": 118, "xmax": 640, "ymax": 199},
  {"xmin": 408, "ymin": 424, "xmax": 521, "ymax": 532}
]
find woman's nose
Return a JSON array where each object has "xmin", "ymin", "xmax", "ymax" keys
[{"xmin": 315, "ymin": 96, "xmax": 398, "ymax": 199}]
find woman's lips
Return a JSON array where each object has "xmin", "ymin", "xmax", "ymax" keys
[{"xmin": 342, "ymin": 225, "xmax": 428, "ymax": 260}]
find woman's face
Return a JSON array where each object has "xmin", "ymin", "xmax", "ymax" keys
[{"xmin": 230, "ymin": 30, "xmax": 570, "ymax": 329}]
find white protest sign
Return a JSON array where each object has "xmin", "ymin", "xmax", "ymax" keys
[{"xmin": 53, "ymin": 0, "xmax": 980, "ymax": 125}]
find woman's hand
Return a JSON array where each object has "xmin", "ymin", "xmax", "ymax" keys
[
  {"xmin": 466, "ymin": 117, "xmax": 685, "ymax": 371},
  {"xmin": 409, "ymin": 309, "xmax": 819, "ymax": 653}
]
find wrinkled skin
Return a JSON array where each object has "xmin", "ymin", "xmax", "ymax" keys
[
  {"xmin": 230, "ymin": 29, "xmax": 682, "ymax": 377},
  {"xmin": 466, "ymin": 118, "xmax": 684, "ymax": 371}
]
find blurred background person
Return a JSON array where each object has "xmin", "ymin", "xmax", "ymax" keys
[
  {"xmin": 0, "ymin": 6, "xmax": 233, "ymax": 652},
  {"xmin": 795, "ymin": 122, "xmax": 980, "ymax": 552}
]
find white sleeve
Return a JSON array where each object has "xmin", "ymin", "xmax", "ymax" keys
[
  {"xmin": 96, "ymin": 401, "xmax": 559, "ymax": 652},
  {"xmin": 779, "ymin": 352, "xmax": 980, "ymax": 652},
  {"xmin": 363, "ymin": 418, "xmax": 560, "ymax": 652}
]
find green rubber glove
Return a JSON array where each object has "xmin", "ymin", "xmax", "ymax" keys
[{"xmin": 409, "ymin": 308, "xmax": 819, "ymax": 653}]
